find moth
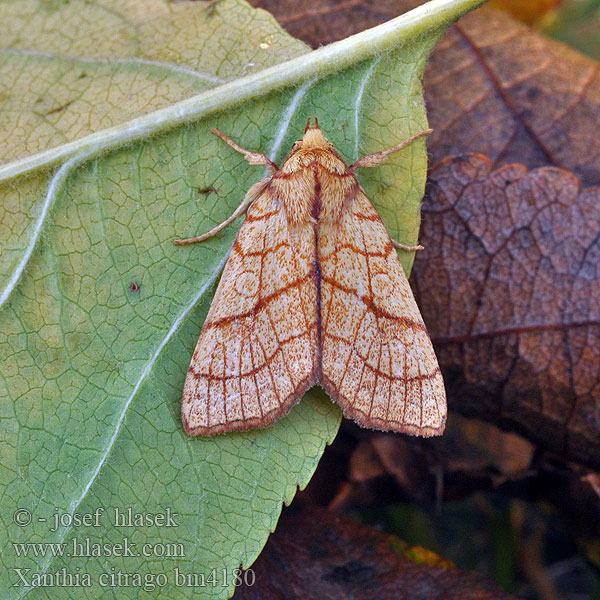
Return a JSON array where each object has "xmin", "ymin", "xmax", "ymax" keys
[{"xmin": 176, "ymin": 118, "xmax": 446, "ymax": 437}]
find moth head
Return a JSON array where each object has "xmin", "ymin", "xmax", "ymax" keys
[{"xmin": 296, "ymin": 116, "xmax": 329, "ymax": 150}]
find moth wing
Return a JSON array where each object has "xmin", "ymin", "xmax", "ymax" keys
[
  {"xmin": 182, "ymin": 187, "xmax": 319, "ymax": 435},
  {"xmin": 319, "ymin": 190, "xmax": 446, "ymax": 436}
]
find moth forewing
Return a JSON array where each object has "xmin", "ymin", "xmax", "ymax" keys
[
  {"xmin": 180, "ymin": 183, "xmax": 319, "ymax": 436},
  {"xmin": 177, "ymin": 119, "xmax": 446, "ymax": 436},
  {"xmin": 319, "ymin": 189, "xmax": 446, "ymax": 437}
]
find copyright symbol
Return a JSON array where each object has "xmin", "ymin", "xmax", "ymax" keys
[{"xmin": 13, "ymin": 508, "xmax": 32, "ymax": 527}]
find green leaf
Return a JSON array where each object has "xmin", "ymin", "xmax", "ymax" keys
[
  {"xmin": 543, "ymin": 0, "xmax": 600, "ymax": 61},
  {"xmin": 0, "ymin": 0, "xmax": 486, "ymax": 598}
]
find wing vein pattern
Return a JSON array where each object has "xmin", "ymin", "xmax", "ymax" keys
[
  {"xmin": 319, "ymin": 190, "xmax": 445, "ymax": 436},
  {"xmin": 182, "ymin": 123, "xmax": 445, "ymax": 436},
  {"xmin": 182, "ymin": 188, "xmax": 319, "ymax": 435}
]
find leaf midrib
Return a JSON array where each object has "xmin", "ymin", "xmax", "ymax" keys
[{"xmin": 0, "ymin": 0, "xmax": 485, "ymax": 183}]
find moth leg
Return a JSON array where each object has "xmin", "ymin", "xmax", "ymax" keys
[
  {"xmin": 350, "ymin": 128, "xmax": 433, "ymax": 170},
  {"xmin": 391, "ymin": 239, "xmax": 424, "ymax": 252},
  {"xmin": 351, "ymin": 128, "xmax": 431, "ymax": 252},
  {"xmin": 174, "ymin": 178, "xmax": 269, "ymax": 245},
  {"xmin": 212, "ymin": 128, "xmax": 279, "ymax": 173}
]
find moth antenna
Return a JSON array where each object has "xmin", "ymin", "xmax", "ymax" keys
[
  {"xmin": 304, "ymin": 117, "xmax": 311, "ymax": 133},
  {"xmin": 314, "ymin": 116, "xmax": 319, "ymax": 129}
]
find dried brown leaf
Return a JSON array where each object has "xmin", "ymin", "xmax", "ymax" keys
[
  {"xmin": 251, "ymin": 0, "xmax": 420, "ymax": 46},
  {"xmin": 334, "ymin": 415, "xmax": 535, "ymax": 510},
  {"xmin": 233, "ymin": 504, "xmax": 516, "ymax": 600},
  {"xmin": 412, "ymin": 154, "xmax": 600, "ymax": 467},
  {"xmin": 426, "ymin": 7, "xmax": 600, "ymax": 187},
  {"xmin": 252, "ymin": 1, "xmax": 600, "ymax": 187}
]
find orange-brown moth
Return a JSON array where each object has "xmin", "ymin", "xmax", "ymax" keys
[{"xmin": 175, "ymin": 118, "xmax": 446, "ymax": 437}]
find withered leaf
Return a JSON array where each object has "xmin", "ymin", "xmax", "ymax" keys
[
  {"xmin": 425, "ymin": 7, "xmax": 600, "ymax": 187},
  {"xmin": 412, "ymin": 154, "xmax": 600, "ymax": 468},
  {"xmin": 253, "ymin": 0, "xmax": 600, "ymax": 187},
  {"xmin": 348, "ymin": 417, "xmax": 534, "ymax": 499},
  {"xmin": 233, "ymin": 504, "xmax": 516, "ymax": 600},
  {"xmin": 251, "ymin": 0, "xmax": 423, "ymax": 46}
]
